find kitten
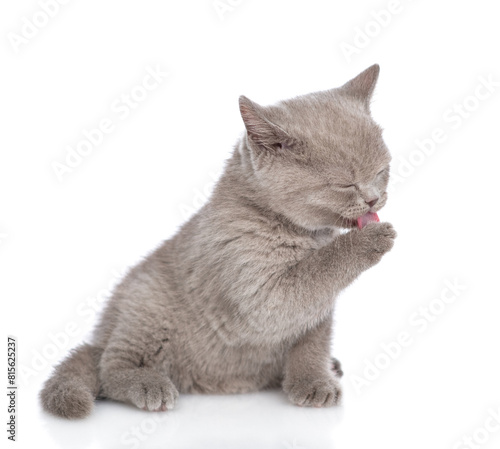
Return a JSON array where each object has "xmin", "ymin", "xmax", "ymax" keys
[{"xmin": 40, "ymin": 64, "xmax": 396, "ymax": 418}]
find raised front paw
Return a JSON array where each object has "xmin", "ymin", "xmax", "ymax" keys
[
  {"xmin": 354, "ymin": 222, "xmax": 396, "ymax": 265},
  {"xmin": 128, "ymin": 372, "xmax": 179, "ymax": 412},
  {"xmin": 283, "ymin": 373, "xmax": 342, "ymax": 407}
]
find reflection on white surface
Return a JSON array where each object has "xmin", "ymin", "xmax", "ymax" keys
[{"xmin": 39, "ymin": 388, "xmax": 343, "ymax": 449}]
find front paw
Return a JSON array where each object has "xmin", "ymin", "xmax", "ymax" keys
[
  {"xmin": 128, "ymin": 372, "xmax": 179, "ymax": 412},
  {"xmin": 283, "ymin": 373, "xmax": 342, "ymax": 407},
  {"xmin": 354, "ymin": 222, "xmax": 396, "ymax": 265}
]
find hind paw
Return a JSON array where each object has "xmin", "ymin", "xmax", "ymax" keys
[{"xmin": 330, "ymin": 357, "xmax": 343, "ymax": 378}]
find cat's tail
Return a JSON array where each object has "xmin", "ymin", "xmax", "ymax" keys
[{"xmin": 40, "ymin": 343, "xmax": 102, "ymax": 419}]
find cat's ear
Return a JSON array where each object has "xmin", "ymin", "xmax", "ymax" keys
[
  {"xmin": 239, "ymin": 95, "xmax": 289, "ymax": 151},
  {"xmin": 340, "ymin": 64, "xmax": 380, "ymax": 111}
]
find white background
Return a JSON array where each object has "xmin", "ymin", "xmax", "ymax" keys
[{"xmin": 1, "ymin": 1, "xmax": 500, "ymax": 448}]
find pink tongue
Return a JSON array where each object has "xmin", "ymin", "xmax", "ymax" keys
[{"xmin": 357, "ymin": 212, "xmax": 379, "ymax": 229}]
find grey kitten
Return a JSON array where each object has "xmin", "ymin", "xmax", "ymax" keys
[{"xmin": 40, "ymin": 64, "xmax": 396, "ymax": 419}]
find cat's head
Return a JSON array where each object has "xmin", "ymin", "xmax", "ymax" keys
[{"xmin": 239, "ymin": 64, "xmax": 391, "ymax": 231}]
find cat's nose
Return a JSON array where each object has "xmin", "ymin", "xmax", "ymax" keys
[{"xmin": 366, "ymin": 197, "xmax": 379, "ymax": 208}]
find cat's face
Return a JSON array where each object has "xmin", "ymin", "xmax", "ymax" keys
[{"xmin": 239, "ymin": 64, "xmax": 391, "ymax": 231}]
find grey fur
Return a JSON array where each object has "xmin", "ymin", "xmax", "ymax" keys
[{"xmin": 41, "ymin": 64, "xmax": 396, "ymax": 418}]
